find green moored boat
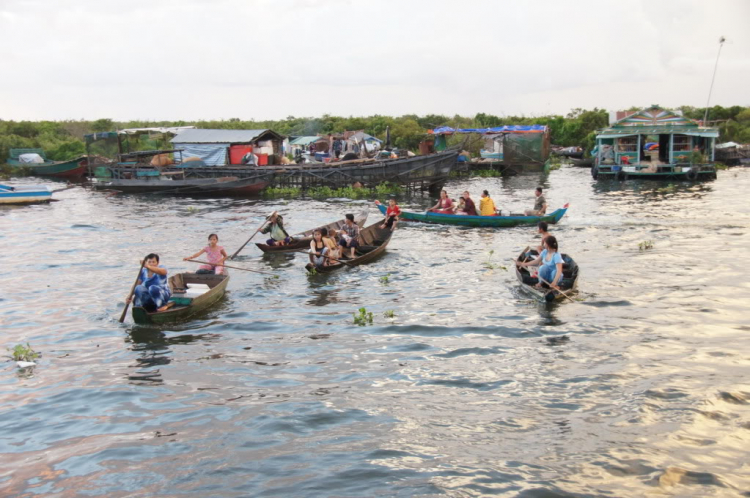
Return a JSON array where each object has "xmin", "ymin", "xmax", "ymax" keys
[
  {"xmin": 132, "ymin": 272, "xmax": 229, "ymax": 325},
  {"xmin": 6, "ymin": 148, "xmax": 87, "ymax": 179},
  {"xmin": 377, "ymin": 203, "xmax": 568, "ymax": 228}
]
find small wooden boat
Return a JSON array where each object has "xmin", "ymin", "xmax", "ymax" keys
[
  {"xmin": 0, "ymin": 184, "xmax": 52, "ymax": 204},
  {"xmin": 514, "ymin": 248, "xmax": 579, "ymax": 302},
  {"xmin": 255, "ymin": 209, "xmax": 369, "ymax": 253},
  {"xmin": 132, "ymin": 272, "xmax": 229, "ymax": 325},
  {"xmin": 569, "ymin": 158, "xmax": 593, "ymax": 167},
  {"xmin": 304, "ymin": 219, "xmax": 394, "ymax": 273},
  {"xmin": 6, "ymin": 149, "xmax": 87, "ymax": 179},
  {"xmin": 377, "ymin": 203, "xmax": 568, "ymax": 228},
  {"xmin": 93, "ymin": 175, "xmax": 269, "ymax": 196}
]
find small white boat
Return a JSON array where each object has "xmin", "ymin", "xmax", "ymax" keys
[{"xmin": 0, "ymin": 184, "xmax": 52, "ymax": 204}]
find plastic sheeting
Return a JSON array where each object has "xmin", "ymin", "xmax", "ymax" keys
[
  {"xmin": 430, "ymin": 125, "xmax": 547, "ymax": 135},
  {"xmin": 173, "ymin": 143, "xmax": 228, "ymax": 166},
  {"xmin": 18, "ymin": 153, "xmax": 45, "ymax": 164}
]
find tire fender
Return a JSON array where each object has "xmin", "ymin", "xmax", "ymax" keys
[
  {"xmin": 616, "ymin": 169, "xmax": 627, "ymax": 181},
  {"xmin": 591, "ymin": 166, "xmax": 599, "ymax": 179},
  {"xmin": 686, "ymin": 168, "xmax": 698, "ymax": 181}
]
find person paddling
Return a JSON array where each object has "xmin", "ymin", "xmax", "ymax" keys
[
  {"xmin": 126, "ymin": 253, "xmax": 171, "ymax": 312},
  {"xmin": 261, "ymin": 213, "xmax": 293, "ymax": 247},
  {"xmin": 184, "ymin": 233, "xmax": 228, "ymax": 274},
  {"xmin": 518, "ymin": 235, "xmax": 564, "ymax": 290},
  {"xmin": 524, "ymin": 187, "xmax": 547, "ymax": 216}
]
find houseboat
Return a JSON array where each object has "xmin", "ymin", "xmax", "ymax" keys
[{"xmin": 592, "ymin": 106, "xmax": 719, "ymax": 181}]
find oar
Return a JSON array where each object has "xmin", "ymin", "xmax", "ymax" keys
[
  {"xmin": 185, "ymin": 259, "xmax": 277, "ymax": 275},
  {"xmin": 294, "ymin": 250, "xmax": 356, "ymax": 267},
  {"xmin": 120, "ymin": 260, "xmax": 146, "ymax": 323},
  {"xmin": 537, "ymin": 276, "xmax": 575, "ymax": 303},
  {"xmin": 230, "ymin": 211, "xmax": 276, "ymax": 260}
]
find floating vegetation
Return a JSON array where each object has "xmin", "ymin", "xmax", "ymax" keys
[
  {"xmin": 9, "ymin": 343, "xmax": 39, "ymax": 363},
  {"xmin": 379, "ymin": 274, "xmax": 390, "ymax": 285},
  {"xmin": 353, "ymin": 307, "xmax": 374, "ymax": 326},
  {"xmin": 656, "ymin": 184, "xmax": 677, "ymax": 194},
  {"xmin": 383, "ymin": 310, "xmax": 395, "ymax": 318},
  {"xmin": 482, "ymin": 250, "xmax": 507, "ymax": 270},
  {"xmin": 715, "ymin": 162, "xmax": 728, "ymax": 170},
  {"xmin": 474, "ymin": 169, "xmax": 503, "ymax": 178},
  {"xmin": 639, "ymin": 240, "xmax": 654, "ymax": 251},
  {"xmin": 307, "ymin": 267, "xmax": 318, "ymax": 276},
  {"xmin": 263, "ymin": 186, "xmax": 302, "ymax": 198}
]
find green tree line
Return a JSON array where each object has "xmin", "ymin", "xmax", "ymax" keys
[{"xmin": 2, "ymin": 105, "xmax": 748, "ymax": 163}]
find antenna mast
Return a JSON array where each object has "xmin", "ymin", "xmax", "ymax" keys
[{"xmin": 703, "ymin": 36, "xmax": 726, "ymax": 125}]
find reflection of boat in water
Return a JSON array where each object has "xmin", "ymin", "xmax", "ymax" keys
[
  {"xmin": 569, "ymin": 158, "xmax": 593, "ymax": 167},
  {"xmin": 515, "ymin": 248, "xmax": 579, "ymax": 302},
  {"xmin": 305, "ymin": 220, "xmax": 393, "ymax": 273},
  {"xmin": 6, "ymin": 148, "xmax": 87, "ymax": 178},
  {"xmin": 0, "ymin": 183, "xmax": 53, "ymax": 204},
  {"xmin": 256, "ymin": 210, "xmax": 368, "ymax": 253},
  {"xmin": 377, "ymin": 203, "xmax": 569, "ymax": 228},
  {"xmin": 132, "ymin": 273, "xmax": 229, "ymax": 325}
]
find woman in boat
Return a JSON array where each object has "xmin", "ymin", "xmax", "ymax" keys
[
  {"xmin": 309, "ymin": 230, "xmax": 329, "ymax": 268},
  {"xmin": 479, "ymin": 190, "xmax": 498, "ymax": 216},
  {"xmin": 428, "ymin": 190, "xmax": 454, "ymax": 214},
  {"xmin": 261, "ymin": 213, "xmax": 293, "ymax": 247},
  {"xmin": 380, "ymin": 198, "xmax": 401, "ymax": 230},
  {"xmin": 517, "ymin": 235, "xmax": 564, "ymax": 289},
  {"xmin": 127, "ymin": 253, "xmax": 171, "ymax": 312},
  {"xmin": 339, "ymin": 213, "xmax": 360, "ymax": 258},
  {"xmin": 183, "ymin": 233, "xmax": 227, "ymax": 274}
]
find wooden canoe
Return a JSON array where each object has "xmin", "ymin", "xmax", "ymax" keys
[
  {"xmin": 6, "ymin": 149, "xmax": 87, "ymax": 179},
  {"xmin": 377, "ymin": 203, "xmax": 569, "ymax": 227},
  {"xmin": 132, "ymin": 272, "xmax": 229, "ymax": 325},
  {"xmin": 514, "ymin": 247, "xmax": 579, "ymax": 302},
  {"xmin": 255, "ymin": 209, "xmax": 369, "ymax": 253},
  {"xmin": 0, "ymin": 184, "xmax": 52, "ymax": 204},
  {"xmin": 304, "ymin": 219, "xmax": 394, "ymax": 273}
]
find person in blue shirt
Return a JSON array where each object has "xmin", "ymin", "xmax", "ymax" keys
[
  {"xmin": 126, "ymin": 253, "xmax": 172, "ymax": 312},
  {"xmin": 518, "ymin": 235, "xmax": 564, "ymax": 289}
]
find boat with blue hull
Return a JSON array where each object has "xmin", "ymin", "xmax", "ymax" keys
[
  {"xmin": 0, "ymin": 184, "xmax": 52, "ymax": 204},
  {"xmin": 377, "ymin": 203, "xmax": 568, "ymax": 228}
]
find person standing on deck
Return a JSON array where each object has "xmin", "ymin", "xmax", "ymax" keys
[
  {"xmin": 479, "ymin": 190, "xmax": 498, "ymax": 216},
  {"xmin": 524, "ymin": 187, "xmax": 547, "ymax": 216},
  {"xmin": 462, "ymin": 191, "xmax": 478, "ymax": 216},
  {"xmin": 333, "ymin": 137, "xmax": 343, "ymax": 159}
]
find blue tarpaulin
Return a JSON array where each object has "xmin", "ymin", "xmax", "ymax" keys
[{"xmin": 431, "ymin": 125, "xmax": 547, "ymax": 135}]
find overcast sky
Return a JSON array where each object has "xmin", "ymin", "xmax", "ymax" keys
[{"xmin": 1, "ymin": 0, "xmax": 748, "ymax": 121}]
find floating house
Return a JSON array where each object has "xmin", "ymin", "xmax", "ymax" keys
[
  {"xmin": 171, "ymin": 129, "xmax": 285, "ymax": 166},
  {"xmin": 593, "ymin": 106, "xmax": 719, "ymax": 181},
  {"xmin": 429, "ymin": 125, "xmax": 550, "ymax": 171}
]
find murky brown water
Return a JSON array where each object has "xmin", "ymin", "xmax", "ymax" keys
[{"xmin": 1, "ymin": 167, "xmax": 749, "ymax": 497}]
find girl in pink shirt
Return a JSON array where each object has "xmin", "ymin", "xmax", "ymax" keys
[{"xmin": 184, "ymin": 233, "xmax": 228, "ymax": 274}]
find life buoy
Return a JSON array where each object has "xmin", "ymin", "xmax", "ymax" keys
[
  {"xmin": 591, "ymin": 166, "xmax": 599, "ymax": 179},
  {"xmin": 686, "ymin": 168, "xmax": 698, "ymax": 181},
  {"xmin": 615, "ymin": 169, "xmax": 627, "ymax": 181}
]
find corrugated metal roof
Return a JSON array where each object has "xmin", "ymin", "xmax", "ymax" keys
[
  {"xmin": 171, "ymin": 129, "xmax": 276, "ymax": 144},
  {"xmin": 290, "ymin": 136, "xmax": 327, "ymax": 146}
]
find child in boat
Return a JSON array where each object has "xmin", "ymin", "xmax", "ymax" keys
[
  {"xmin": 380, "ymin": 198, "xmax": 401, "ymax": 230},
  {"xmin": 454, "ymin": 197, "xmax": 468, "ymax": 215},
  {"xmin": 309, "ymin": 230, "xmax": 329, "ymax": 268},
  {"xmin": 127, "ymin": 253, "xmax": 171, "ymax": 312},
  {"xmin": 321, "ymin": 227, "xmax": 341, "ymax": 261},
  {"xmin": 339, "ymin": 213, "xmax": 360, "ymax": 258},
  {"xmin": 428, "ymin": 190, "xmax": 454, "ymax": 214},
  {"xmin": 184, "ymin": 233, "xmax": 227, "ymax": 274},
  {"xmin": 517, "ymin": 235, "xmax": 563, "ymax": 290},
  {"xmin": 261, "ymin": 213, "xmax": 293, "ymax": 246}
]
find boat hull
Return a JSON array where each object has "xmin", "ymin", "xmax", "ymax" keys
[
  {"xmin": 0, "ymin": 184, "xmax": 52, "ymax": 204},
  {"xmin": 593, "ymin": 164, "xmax": 716, "ymax": 181},
  {"xmin": 256, "ymin": 210, "xmax": 369, "ymax": 253},
  {"xmin": 515, "ymin": 249, "xmax": 579, "ymax": 302},
  {"xmin": 305, "ymin": 220, "xmax": 393, "ymax": 273},
  {"xmin": 377, "ymin": 203, "xmax": 568, "ymax": 227},
  {"xmin": 94, "ymin": 177, "xmax": 269, "ymax": 196},
  {"xmin": 132, "ymin": 273, "xmax": 229, "ymax": 325},
  {"xmin": 8, "ymin": 157, "xmax": 87, "ymax": 178}
]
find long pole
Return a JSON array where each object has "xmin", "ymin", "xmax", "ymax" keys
[
  {"xmin": 230, "ymin": 211, "xmax": 276, "ymax": 260},
  {"xmin": 703, "ymin": 36, "xmax": 726, "ymax": 125},
  {"xmin": 120, "ymin": 260, "xmax": 146, "ymax": 323}
]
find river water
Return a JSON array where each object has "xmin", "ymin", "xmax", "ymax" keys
[{"xmin": 1, "ymin": 167, "xmax": 749, "ymax": 497}]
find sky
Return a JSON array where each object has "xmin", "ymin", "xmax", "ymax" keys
[{"xmin": 0, "ymin": 0, "xmax": 748, "ymax": 121}]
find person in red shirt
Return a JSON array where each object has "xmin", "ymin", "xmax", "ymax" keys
[
  {"xmin": 380, "ymin": 198, "xmax": 401, "ymax": 230},
  {"xmin": 462, "ymin": 191, "xmax": 478, "ymax": 216}
]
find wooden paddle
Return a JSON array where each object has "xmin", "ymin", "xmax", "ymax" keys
[
  {"xmin": 295, "ymin": 249, "xmax": 355, "ymax": 267},
  {"xmin": 185, "ymin": 259, "xmax": 277, "ymax": 275},
  {"xmin": 120, "ymin": 259, "xmax": 146, "ymax": 323},
  {"xmin": 537, "ymin": 276, "xmax": 575, "ymax": 303},
  {"xmin": 230, "ymin": 211, "xmax": 276, "ymax": 260}
]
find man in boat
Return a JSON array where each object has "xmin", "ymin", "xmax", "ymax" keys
[
  {"xmin": 339, "ymin": 213, "xmax": 360, "ymax": 258},
  {"xmin": 479, "ymin": 190, "xmax": 498, "ymax": 216},
  {"xmin": 261, "ymin": 213, "xmax": 293, "ymax": 247},
  {"xmin": 525, "ymin": 221, "xmax": 551, "ymax": 259},
  {"xmin": 462, "ymin": 191, "xmax": 478, "ymax": 216},
  {"xmin": 524, "ymin": 187, "xmax": 547, "ymax": 216}
]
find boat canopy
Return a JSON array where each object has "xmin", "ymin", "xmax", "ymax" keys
[
  {"xmin": 597, "ymin": 127, "xmax": 719, "ymax": 138},
  {"xmin": 430, "ymin": 125, "xmax": 547, "ymax": 135},
  {"xmin": 597, "ymin": 105, "xmax": 719, "ymax": 138}
]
